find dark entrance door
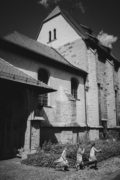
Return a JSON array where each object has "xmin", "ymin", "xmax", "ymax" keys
[{"xmin": 0, "ymin": 80, "xmax": 27, "ymax": 159}]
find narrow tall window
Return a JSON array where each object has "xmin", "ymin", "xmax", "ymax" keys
[
  {"xmin": 98, "ymin": 83, "xmax": 102, "ymax": 125},
  {"xmin": 115, "ymin": 90, "xmax": 119, "ymax": 126},
  {"xmin": 49, "ymin": 31, "xmax": 52, "ymax": 42},
  {"xmin": 71, "ymin": 78, "xmax": 78, "ymax": 99},
  {"xmin": 54, "ymin": 28, "xmax": 56, "ymax": 40},
  {"xmin": 38, "ymin": 69, "xmax": 49, "ymax": 106}
]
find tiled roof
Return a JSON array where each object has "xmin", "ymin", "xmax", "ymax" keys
[
  {"xmin": 4, "ymin": 31, "xmax": 87, "ymax": 74},
  {"xmin": 4, "ymin": 31, "xmax": 71, "ymax": 66},
  {"xmin": 0, "ymin": 57, "xmax": 56, "ymax": 92}
]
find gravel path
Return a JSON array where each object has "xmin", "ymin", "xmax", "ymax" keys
[{"xmin": 0, "ymin": 157, "xmax": 120, "ymax": 180}]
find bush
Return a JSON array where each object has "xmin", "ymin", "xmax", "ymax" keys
[{"xmin": 22, "ymin": 139, "xmax": 120, "ymax": 168}]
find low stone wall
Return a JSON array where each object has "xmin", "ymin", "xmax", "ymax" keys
[
  {"xmin": 39, "ymin": 126, "xmax": 100, "ymax": 146},
  {"xmin": 100, "ymin": 128, "xmax": 120, "ymax": 139}
]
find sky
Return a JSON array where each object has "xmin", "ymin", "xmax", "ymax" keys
[{"xmin": 0, "ymin": 0, "xmax": 120, "ymax": 59}]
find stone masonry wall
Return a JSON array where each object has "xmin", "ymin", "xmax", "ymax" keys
[
  {"xmin": 86, "ymin": 49, "xmax": 99, "ymax": 128},
  {"xmin": 105, "ymin": 60, "xmax": 116, "ymax": 127},
  {"xmin": 97, "ymin": 56, "xmax": 107, "ymax": 121},
  {"xmin": 24, "ymin": 89, "xmax": 38, "ymax": 152},
  {"xmin": 57, "ymin": 39, "xmax": 88, "ymax": 72},
  {"xmin": 114, "ymin": 66, "xmax": 120, "ymax": 125},
  {"xmin": 31, "ymin": 121, "xmax": 40, "ymax": 150},
  {"xmin": 85, "ymin": 48, "xmax": 99, "ymax": 140}
]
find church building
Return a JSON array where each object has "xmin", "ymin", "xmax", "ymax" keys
[
  {"xmin": 0, "ymin": 6, "xmax": 120, "ymax": 158},
  {"xmin": 37, "ymin": 6, "xmax": 120, "ymax": 141}
]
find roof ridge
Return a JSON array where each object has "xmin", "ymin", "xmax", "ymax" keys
[{"xmin": 43, "ymin": 6, "xmax": 61, "ymax": 22}]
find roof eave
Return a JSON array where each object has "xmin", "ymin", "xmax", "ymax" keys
[
  {"xmin": 0, "ymin": 71, "xmax": 56, "ymax": 93},
  {"xmin": 1, "ymin": 36, "xmax": 87, "ymax": 75},
  {"xmin": 86, "ymin": 35, "xmax": 120, "ymax": 63}
]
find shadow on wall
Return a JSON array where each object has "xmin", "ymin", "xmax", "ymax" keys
[
  {"xmin": 35, "ymin": 107, "xmax": 58, "ymax": 147},
  {"xmin": 39, "ymin": 106, "xmax": 89, "ymax": 146}
]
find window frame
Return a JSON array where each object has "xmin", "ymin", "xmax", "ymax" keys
[
  {"xmin": 53, "ymin": 28, "xmax": 56, "ymax": 40},
  {"xmin": 71, "ymin": 78, "xmax": 79, "ymax": 100},
  {"xmin": 38, "ymin": 68, "xmax": 50, "ymax": 107},
  {"xmin": 49, "ymin": 31, "xmax": 52, "ymax": 42}
]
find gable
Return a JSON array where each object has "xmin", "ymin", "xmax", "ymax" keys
[{"xmin": 37, "ymin": 14, "xmax": 81, "ymax": 48}]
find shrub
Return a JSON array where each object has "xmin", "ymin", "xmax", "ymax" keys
[{"xmin": 22, "ymin": 139, "xmax": 120, "ymax": 168}]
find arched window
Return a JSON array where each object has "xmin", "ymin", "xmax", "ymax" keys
[
  {"xmin": 54, "ymin": 28, "xmax": 56, "ymax": 40},
  {"xmin": 49, "ymin": 31, "xmax": 52, "ymax": 42},
  {"xmin": 71, "ymin": 78, "xmax": 78, "ymax": 99},
  {"xmin": 38, "ymin": 69, "xmax": 49, "ymax": 106}
]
